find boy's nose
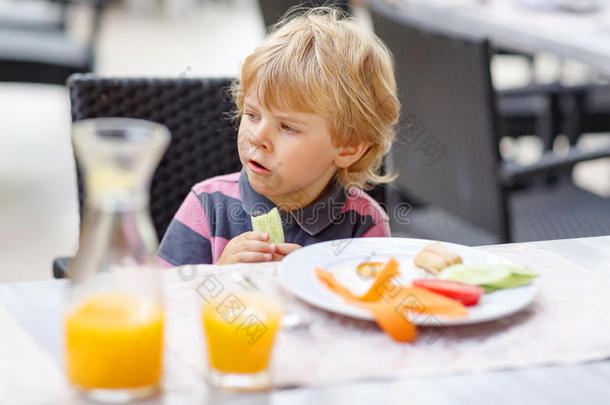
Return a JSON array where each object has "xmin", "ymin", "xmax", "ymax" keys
[{"xmin": 249, "ymin": 123, "xmax": 272, "ymax": 151}]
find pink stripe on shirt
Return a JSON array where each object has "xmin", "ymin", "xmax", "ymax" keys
[
  {"xmin": 210, "ymin": 236, "xmax": 230, "ymax": 264},
  {"xmin": 342, "ymin": 187, "xmax": 389, "ymax": 224},
  {"xmin": 156, "ymin": 255, "xmax": 175, "ymax": 268},
  {"xmin": 192, "ymin": 172, "xmax": 241, "ymax": 200},
  {"xmin": 174, "ymin": 190, "xmax": 212, "ymax": 239},
  {"xmin": 342, "ymin": 187, "xmax": 390, "ymax": 237}
]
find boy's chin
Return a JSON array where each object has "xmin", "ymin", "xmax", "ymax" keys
[{"xmin": 246, "ymin": 171, "xmax": 283, "ymax": 196}]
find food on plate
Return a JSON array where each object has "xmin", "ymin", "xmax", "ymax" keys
[
  {"xmin": 399, "ymin": 287, "xmax": 469, "ymax": 318},
  {"xmin": 316, "ymin": 258, "xmax": 417, "ymax": 342},
  {"xmin": 413, "ymin": 241, "xmax": 463, "ymax": 275},
  {"xmin": 412, "ymin": 279, "xmax": 484, "ymax": 306},
  {"xmin": 438, "ymin": 264, "xmax": 510, "ymax": 286},
  {"xmin": 316, "ymin": 258, "xmax": 401, "ymax": 302},
  {"xmin": 482, "ymin": 265, "xmax": 538, "ymax": 292},
  {"xmin": 356, "ymin": 262, "xmax": 385, "ymax": 279},
  {"xmin": 315, "ymin": 258, "xmax": 468, "ymax": 318},
  {"xmin": 439, "ymin": 264, "xmax": 537, "ymax": 292},
  {"xmin": 251, "ymin": 207, "xmax": 285, "ymax": 244}
]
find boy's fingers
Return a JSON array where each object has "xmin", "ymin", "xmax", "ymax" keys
[
  {"xmin": 271, "ymin": 253, "xmax": 287, "ymax": 262},
  {"xmin": 243, "ymin": 232, "xmax": 269, "ymax": 241},
  {"xmin": 275, "ymin": 243, "xmax": 302, "ymax": 255},
  {"xmin": 236, "ymin": 252, "xmax": 273, "ymax": 263},
  {"xmin": 242, "ymin": 240, "xmax": 275, "ymax": 253}
]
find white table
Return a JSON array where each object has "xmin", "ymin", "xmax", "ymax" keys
[
  {"xmin": 393, "ymin": 0, "xmax": 610, "ymax": 77},
  {"xmin": 1, "ymin": 236, "xmax": 610, "ymax": 404}
]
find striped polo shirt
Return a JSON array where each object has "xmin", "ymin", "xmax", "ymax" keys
[{"xmin": 157, "ymin": 169, "xmax": 390, "ymax": 266}]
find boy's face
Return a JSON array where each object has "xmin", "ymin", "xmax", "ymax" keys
[{"xmin": 237, "ymin": 92, "xmax": 341, "ymax": 209}]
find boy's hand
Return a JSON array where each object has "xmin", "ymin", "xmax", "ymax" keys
[
  {"xmin": 217, "ymin": 232, "xmax": 276, "ymax": 265},
  {"xmin": 217, "ymin": 233, "xmax": 302, "ymax": 264},
  {"xmin": 270, "ymin": 243, "xmax": 302, "ymax": 261}
]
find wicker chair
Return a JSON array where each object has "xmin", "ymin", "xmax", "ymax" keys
[
  {"xmin": 53, "ymin": 75, "xmax": 242, "ymax": 277},
  {"xmin": 54, "ymin": 74, "xmax": 388, "ymax": 277},
  {"xmin": 370, "ymin": 0, "xmax": 610, "ymax": 245},
  {"xmin": 497, "ymin": 82, "xmax": 610, "ymax": 153},
  {"xmin": 558, "ymin": 84, "xmax": 610, "ymax": 146}
]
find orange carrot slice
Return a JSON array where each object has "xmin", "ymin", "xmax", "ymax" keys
[
  {"xmin": 315, "ymin": 258, "xmax": 468, "ymax": 342},
  {"xmin": 316, "ymin": 258, "xmax": 414, "ymax": 342},
  {"xmin": 365, "ymin": 299, "xmax": 418, "ymax": 342},
  {"xmin": 315, "ymin": 258, "xmax": 399, "ymax": 302},
  {"xmin": 386, "ymin": 287, "xmax": 468, "ymax": 319}
]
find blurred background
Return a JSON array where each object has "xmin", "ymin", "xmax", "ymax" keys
[{"xmin": 1, "ymin": 0, "xmax": 609, "ymax": 283}]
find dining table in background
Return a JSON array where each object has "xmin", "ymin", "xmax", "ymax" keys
[
  {"xmin": 394, "ymin": 0, "xmax": 610, "ymax": 78},
  {"xmin": 1, "ymin": 235, "xmax": 610, "ymax": 404}
]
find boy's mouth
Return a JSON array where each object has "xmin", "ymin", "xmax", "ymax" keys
[{"xmin": 248, "ymin": 159, "xmax": 271, "ymax": 174}]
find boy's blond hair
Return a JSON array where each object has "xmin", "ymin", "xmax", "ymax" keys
[{"xmin": 232, "ymin": 6, "xmax": 400, "ymax": 189}]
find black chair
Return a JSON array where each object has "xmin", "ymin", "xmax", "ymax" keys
[
  {"xmin": 497, "ymin": 82, "xmax": 610, "ymax": 152},
  {"xmin": 558, "ymin": 83, "xmax": 610, "ymax": 146},
  {"xmin": 370, "ymin": 0, "xmax": 610, "ymax": 245},
  {"xmin": 54, "ymin": 74, "xmax": 390, "ymax": 277},
  {"xmin": 496, "ymin": 83, "xmax": 563, "ymax": 151},
  {"xmin": 53, "ymin": 75, "xmax": 242, "ymax": 277},
  {"xmin": 500, "ymin": 83, "xmax": 610, "ymax": 178},
  {"xmin": 0, "ymin": 0, "xmax": 107, "ymax": 84}
]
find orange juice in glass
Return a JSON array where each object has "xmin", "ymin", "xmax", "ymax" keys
[
  {"xmin": 64, "ymin": 292, "xmax": 163, "ymax": 401},
  {"xmin": 200, "ymin": 274, "xmax": 282, "ymax": 390}
]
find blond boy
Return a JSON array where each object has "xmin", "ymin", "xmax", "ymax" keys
[{"xmin": 158, "ymin": 7, "xmax": 399, "ymax": 266}]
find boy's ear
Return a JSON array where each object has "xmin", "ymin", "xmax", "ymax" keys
[{"xmin": 334, "ymin": 143, "xmax": 370, "ymax": 169}]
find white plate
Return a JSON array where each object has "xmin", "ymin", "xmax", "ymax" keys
[{"xmin": 278, "ymin": 237, "xmax": 537, "ymax": 326}]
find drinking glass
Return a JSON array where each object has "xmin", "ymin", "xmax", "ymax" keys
[{"xmin": 199, "ymin": 271, "xmax": 283, "ymax": 391}]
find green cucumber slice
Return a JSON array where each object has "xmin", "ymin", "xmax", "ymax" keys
[
  {"xmin": 438, "ymin": 264, "xmax": 511, "ymax": 286},
  {"xmin": 500, "ymin": 265, "xmax": 537, "ymax": 277},
  {"xmin": 251, "ymin": 207, "xmax": 285, "ymax": 244},
  {"xmin": 439, "ymin": 264, "xmax": 538, "ymax": 292},
  {"xmin": 483, "ymin": 265, "xmax": 537, "ymax": 289}
]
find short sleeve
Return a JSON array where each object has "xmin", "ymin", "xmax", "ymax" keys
[
  {"xmin": 361, "ymin": 219, "xmax": 391, "ymax": 237},
  {"xmin": 157, "ymin": 190, "xmax": 213, "ymax": 266}
]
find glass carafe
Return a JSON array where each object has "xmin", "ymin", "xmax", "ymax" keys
[{"xmin": 63, "ymin": 118, "xmax": 169, "ymax": 403}]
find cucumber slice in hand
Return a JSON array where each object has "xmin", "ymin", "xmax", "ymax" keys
[{"xmin": 251, "ymin": 207, "xmax": 285, "ymax": 244}]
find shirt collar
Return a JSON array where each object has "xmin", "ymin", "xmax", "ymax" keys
[{"xmin": 239, "ymin": 168, "xmax": 347, "ymax": 236}]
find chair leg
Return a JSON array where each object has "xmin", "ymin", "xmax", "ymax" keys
[
  {"xmin": 52, "ymin": 257, "xmax": 71, "ymax": 279},
  {"xmin": 561, "ymin": 89, "xmax": 588, "ymax": 180},
  {"xmin": 537, "ymin": 90, "xmax": 560, "ymax": 152},
  {"xmin": 563, "ymin": 90, "xmax": 587, "ymax": 147},
  {"xmin": 534, "ymin": 90, "xmax": 561, "ymax": 185}
]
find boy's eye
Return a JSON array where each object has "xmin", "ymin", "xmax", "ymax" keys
[
  {"xmin": 280, "ymin": 123, "xmax": 298, "ymax": 134},
  {"xmin": 244, "ymin": 112, "xmax": 260, "ymax": 121}
]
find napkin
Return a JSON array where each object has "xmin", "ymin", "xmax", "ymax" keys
[{"xmin": 315, "ymin": 258, "xmax": 467, "ymax": 342}]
